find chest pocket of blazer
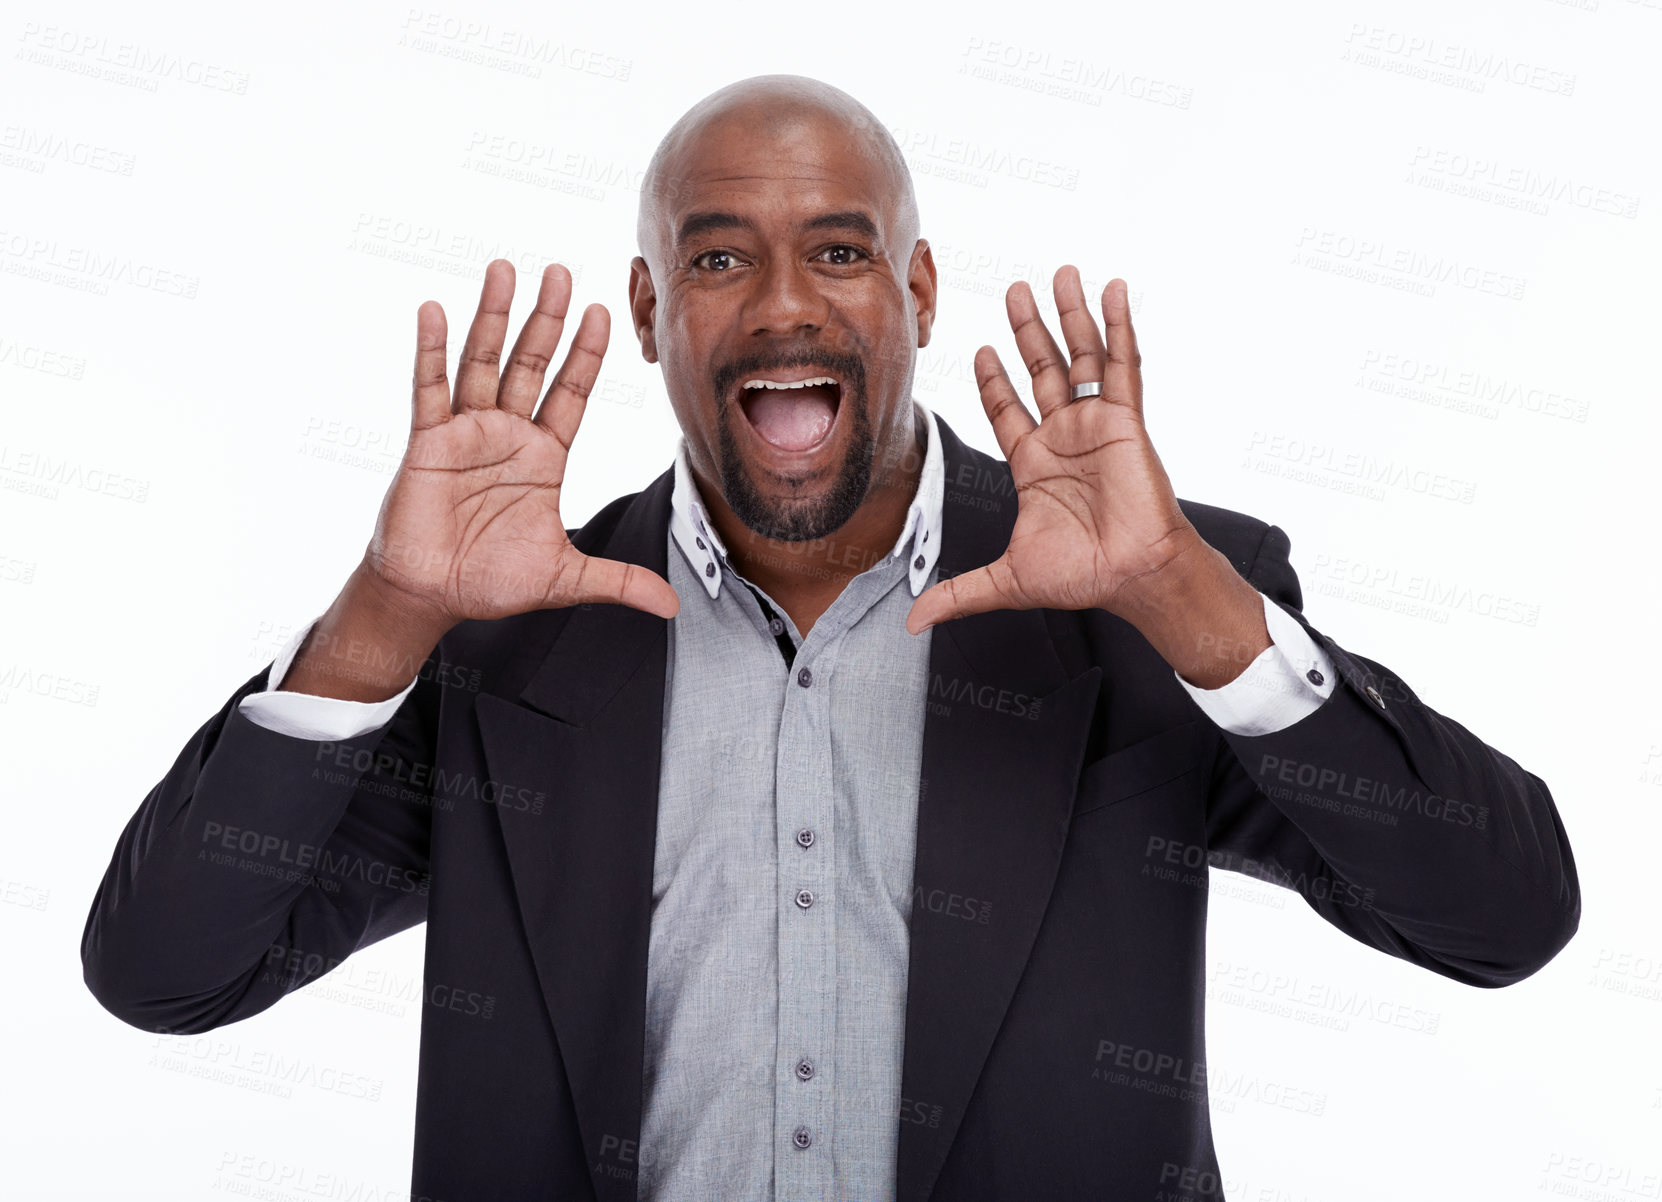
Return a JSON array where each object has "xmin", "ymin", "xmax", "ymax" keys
[{"xmin": 1073, "ymin": 719, "xmax": 1209, "ymax": 818}]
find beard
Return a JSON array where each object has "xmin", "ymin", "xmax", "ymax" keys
[{"xmin": 709, "ymin": 346, "xmax": 875, "ymax": 544}]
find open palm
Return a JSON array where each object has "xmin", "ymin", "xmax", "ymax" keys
[
  {"xmin": 366, "ymin": 260, "xmax": 679, "ymax": 625},
  {"xmin": 906, "ymin": 268, "xmax": 1196, "ymax": 634}
]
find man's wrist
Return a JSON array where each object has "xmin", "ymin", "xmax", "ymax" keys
[
  {"xmin": 278, "ymin": 562, "xmax": 456, "ymax": 702},
  {"xmin": 1110, "ymin": 537, "xmax": 1270, "ymax": 689},
  {"xmin": 350, "ymin": 559, "xmax": 457, "ymax": 645}
]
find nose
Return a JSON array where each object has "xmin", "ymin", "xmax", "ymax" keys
[{"xmin": 746, "ymin": 255, "xmax": 829, "ymax": 337}]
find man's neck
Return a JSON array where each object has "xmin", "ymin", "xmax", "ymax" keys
[{"xmin": 704, "ymin": 405, "xmax": 927, "ymax": 636}]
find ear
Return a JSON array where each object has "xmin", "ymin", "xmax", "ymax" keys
[
  {"xmin": 628, "ymin": 256, "xmax": 659, "ymax": 363},
  {"xmin": 908, "ymin": 239, "xmax": 938, "ymax": 348}
]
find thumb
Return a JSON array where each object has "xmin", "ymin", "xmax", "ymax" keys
[
  {"xmin": 562, "ymin": 552, "xmax": 681, "ymax": 620},
  {"xmin": 904, "ymin": 562, "xmax": 1012, "ymax": 635}
]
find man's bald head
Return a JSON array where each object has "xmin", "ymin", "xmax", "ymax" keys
[{"xmin": 635, "ymin": 74, "xmax": 919, "ymax": 276}]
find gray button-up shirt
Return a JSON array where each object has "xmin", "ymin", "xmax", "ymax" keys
[{"xmin": 637, "ymin": 399, "xmax": 945, "ymax": 1201}]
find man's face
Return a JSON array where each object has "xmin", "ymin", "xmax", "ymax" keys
[{"xmin": 630, "ymin": 109, "xmax": 934, "ymax": 544}]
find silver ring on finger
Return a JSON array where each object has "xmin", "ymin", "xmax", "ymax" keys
[{"xmin": 1070, "ymin": 381, "xmax": 1104, "ymax": 402}]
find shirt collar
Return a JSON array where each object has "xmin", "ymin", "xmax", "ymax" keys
[{"xmin": 670, "ymin": 398, "xmax": 944, "ymax": 600}]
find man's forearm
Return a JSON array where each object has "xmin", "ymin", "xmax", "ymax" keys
[{"xmin": 1204, "ymin": 580, "xmax": 1579, "ymax": 986}]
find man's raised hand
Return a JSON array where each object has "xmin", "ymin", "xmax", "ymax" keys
[
  {"xmin": 364, "ymin": 259, "xmax": 681, "ymax": 630},
  {"xmin": 901, "ymin": 266, "xmax": 1270, "ymax": 689},
  {"xmin": 904, "ymin": 267, "xmax": 1196, "ymax": 636}
]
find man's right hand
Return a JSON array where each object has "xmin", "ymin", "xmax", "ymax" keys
[
  {"xmin": 370, "ymin": 257, "xmax": 679, "ymax": 625},
  {"xmin": 278, "ymin": 260, "xmax": 680, "ymax": 703}
]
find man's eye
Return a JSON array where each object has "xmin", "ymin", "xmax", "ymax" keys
[
  {"xmin": 819, "ymin": 245, "xmax": 866, "ymax": 265},
  {"xmin": 692, "ymin": 250, "xmax": 739, "ymax": 271}
]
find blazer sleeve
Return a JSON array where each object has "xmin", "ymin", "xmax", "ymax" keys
[
  {"xmin": 80, "ymin": 658, "xmax": 440, "ymax": 1034},
  {"xmin": 1201, "ymin": 523, "xmax": 1580, "ymax": 987}
]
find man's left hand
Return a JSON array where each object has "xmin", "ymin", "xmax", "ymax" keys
[{"xmin": 905, "ymin": 266, "xmax": 1271, "ymax": 690}]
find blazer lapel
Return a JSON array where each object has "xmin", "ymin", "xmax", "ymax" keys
[
  {"xmin": 896, "ymin": 416, "xmax": 1103, "ymax": 1202},
  {"xmin": 475, "ymin": 468, "xmax": 674, "ymax": 1202}
]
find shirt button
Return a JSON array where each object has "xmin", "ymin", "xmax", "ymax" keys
[
  {"xmin": 796, "ymin": 666, "xmax": 813, "ymax": 688},
  {"xmin": 913, "ymin": 554, "xmax": 925, "ymax": 570},
  {"xmin": 704, "ymin": 562, "xmax": 716, "ymax": 578},
  {"xmin": 695, "ymin": 536, "xmax": 706, "ymax": 550},
  {"xmin": 1365, "ymin": 684, "xmax": 1386, "ymax": 708},
  {"xmin": 1306, "ymin": 668, "xmax": 1325, "ymax": 687},
  {"xmin": 795, "ymin": 888, "xmax": 815, "ymax": 909},
  {"xmin": 769, "ymin": 617, "xmax": 785, "ymax": 636},
  {"xmin": 795, "ymin": 1058, "xmax": 814, "ymax": 1081},
  {"xmin": 792, "ymin": 1126, "xmax": 812, "ymax": 1150},
  {"xmin": 795, "ymin": 828, "xmax": 815, "ymax": 849}
]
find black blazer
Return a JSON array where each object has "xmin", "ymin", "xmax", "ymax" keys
[{"xmin": 82, "ymin": 412, "xmax": 1579, "ymax": 1201}]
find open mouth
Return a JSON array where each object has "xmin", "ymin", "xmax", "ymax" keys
[{"xmin": 735, "ymin": 372, "xmax": 843, "ymax": 454}]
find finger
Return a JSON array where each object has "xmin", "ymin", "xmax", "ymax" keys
[
  {"xmin": 497, "ymin": 263, "xmax": 572, "ymax": 419},
  {"xmin": 411, "ymin": 300, "xmax": 450, "ymax": 431},
  {"xmin": 1054, "ymin": 264, "xmax": 1107, "ymax": 393},
  {"xmin": 453, "ymin": 259, "xmax": 516, "ymax": 414},
  {"xmin": 559, "ymin": 552, "xmax": 681, "ymax": 620},
  {"xmin": 904, "ymin": 560, "xmax": 1016, "ymax": 635},
  {"xmin": 532, "ymin": 303, "xmax": 611, "ymax": 449},
  {"xmin": 1005, "ymin": 280, "xmax": 1072, "ymax": 418},
  {"xmin": 972, "ymin": 345, "xmax": 1037, "ymax": 461},
  {"xmin": 1099, "ymin": 278, "xmax": 1144, "ymax": 416}
]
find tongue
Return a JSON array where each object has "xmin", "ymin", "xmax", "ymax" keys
[{"xmin": 744, "ymin": 385, "xmax": 837, "ymax": 451}]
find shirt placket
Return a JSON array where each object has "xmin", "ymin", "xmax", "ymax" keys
[{"xmin": 773, "ymin": 619, "xmax": 838, "ymax": 1202}]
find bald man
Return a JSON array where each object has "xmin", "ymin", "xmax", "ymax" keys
[{"xmin": 83, "ymin": 75, "xmax": 1578, "ymax": 1201}]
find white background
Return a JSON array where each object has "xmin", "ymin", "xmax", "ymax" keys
[{"xmin": 2, "ymin": 0, "xmax": 1658, "ymax": 1198}]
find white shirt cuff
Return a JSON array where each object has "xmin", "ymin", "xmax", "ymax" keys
[
  {"xmin": 237, "ymin": 619, "xmax": 417, "ymax": 741},
  {"xmin": 1175, "ymin": 591, "xmax": 1336, "ymax": 736}
]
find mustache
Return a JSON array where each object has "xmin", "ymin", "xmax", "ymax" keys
[{"xmin": 712, "ymin": 346, "xmax": 866, "ymax": 403}]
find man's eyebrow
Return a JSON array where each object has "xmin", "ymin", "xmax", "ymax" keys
[
  {"xmin": 674, "ymin": 208, "xmax": 882, "ymax": 248},
  {"xmin": 675, "ymin": 210, "xmax": 757, "ymax": 247},
  {"xmin": 800, "ymin": 210, "xmax": 880, "ymax": 240}
]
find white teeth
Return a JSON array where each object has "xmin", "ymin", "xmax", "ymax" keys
[{"xmin": 741, "ymin": 375, "xmax": 838, "ymax": 390}]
